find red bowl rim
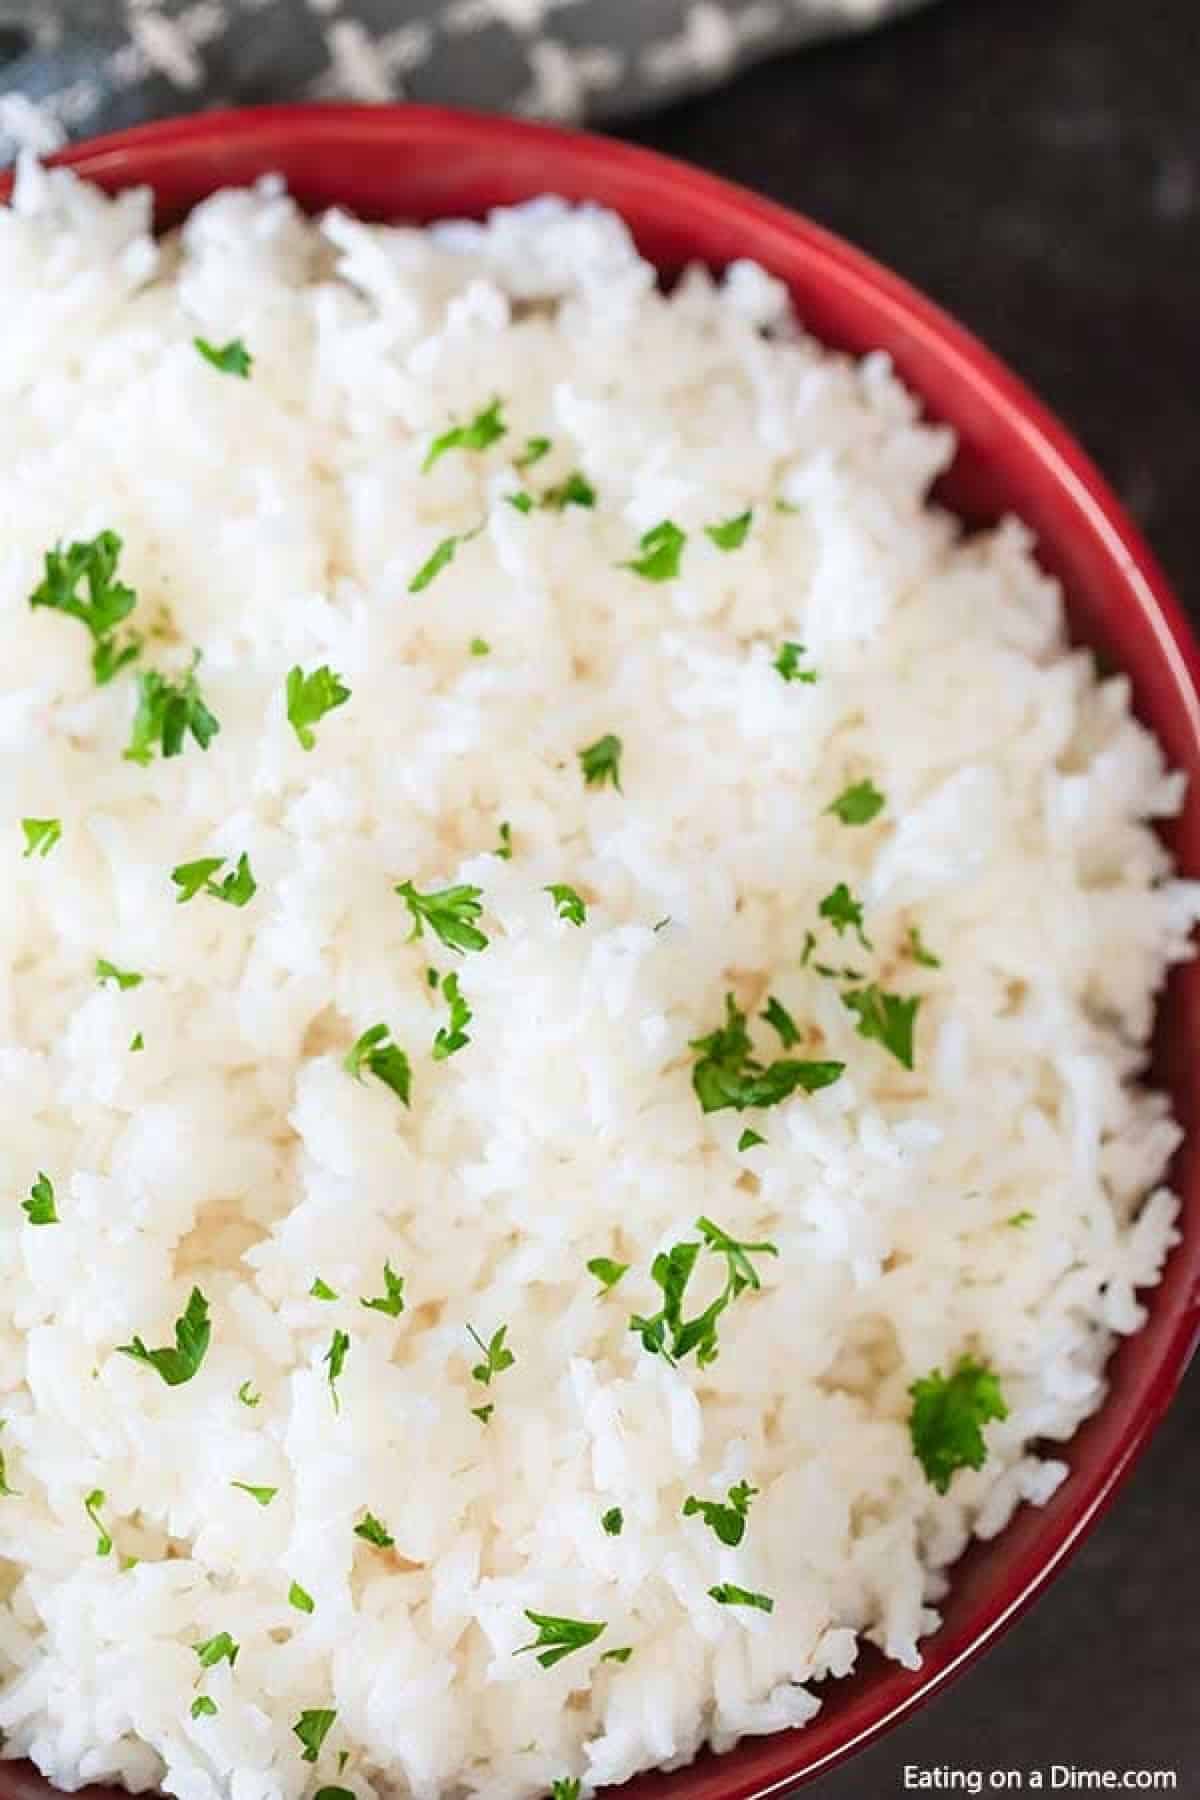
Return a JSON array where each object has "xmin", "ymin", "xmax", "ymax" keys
[{"xmin": 1, "ymin": 102, "xmax": 1198, "ymax": 1800}]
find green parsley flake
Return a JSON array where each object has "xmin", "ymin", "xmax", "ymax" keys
[
  {"xmin": 289, "ymin": 1581, "xmax": 315, "ymax": 1614},
  {"xmin": 21, "ymin": 818, "xmax": 61, "ymax": 859},
  {"xmin": 354, "ymin": 1511, "xmax": 394, "ymax": 1549},
  {"xmin": 84, "ymin": 1488, "xmax": 112, "ymax": 1556},
  {"xmin": 772, "ymin": 641, "xmax": 817, "ymax": 684},
  {"xmin": 515, "ymin": 437, "xmax": 552, "ymax": 470},
  {"xmin": 629, "ymin": 1216, "xmax": 778, "ymax": 1369},
  {"xmin": 191, "ymin": 1697, "xmax": 218, "ymax": 1720},
  {"xmin": 621, "ymin": 519, "xmax": 686, "ymax": 583},
  {"xmin": 908, "ymin": 1356, "xmax": 1008, "ymax": 1494},
  {"xmin": 433, "ymin": 971, "xmax": 472, "ymax": 1061},
  {"xmin": 124, "ymin": 657, "xmax": 219, "ymax": 764},
  {"xmin": 470, "ymin": 638, "xmax": 491, "ymax": 656},
  {"xmin": 587, "ymin": 1257, "xmax": 628, "ymax": 1293},
  {"xmin": 422, "ymin": 399, "xmax": 506, "ymax": 474},
  {"xmin": 1007, "ymin": 1210, "xmax": 1035, "ymax": 1228},
  {"xmin": 704, "ymin": 510, "xmax": 752, "ymax": 551},
  {"xmin": 170, "ymin": 852, "xmax": 256, "ymax": 908},
  {"xmin": 468, "ymin": 1323, "xmax": 515, "ymax": 1387},
  {"xmin": 551, "ymin": 1781, "xmax": 581, "ymax": 1800},
  {"xmin": 409, "ymin": 531, "xmax": 476, "ymax": 594},
  {"xmin": 237, "ymin": 1381, "xmax": 261, "ymax": 1408},
  {"xmin": 96, "ymin": 958, "xmax": 142, "ymax": 990},
  {"xmin": 507, "ymin": 491, "xmax": 534, "ymax": 515},
  {"xmin": 293, "ymin": 1708, "xmax": 338, "ymax": 1763},
  {"xmin": 602, "ymin": 1647, "xmax": 633, "ymax": 1665},
  {"xmin": 826, "ymin": 779, "xmax": 886, "ymax": 826},
  {"xmin": 194, "ymin": 1632, "xmax": 239, "ymax": 1669},
  {"xmin": 286, "ymin": 665, "xmax": 351, "ymax": 751},
  {"xmin": 760, "ymin": 995, "xmax": 800, "ymax": 1050},
  {"xmin": 315, "ymin": 1789, "xmax": 353, "ymax": 1800},
  {"xmin": 194, "ymin": 337, "xmax": 252, "ymax": 378},
  {"xmin": 545, "ymin": 883, "xmax": 587, "ymax": 926},
  {"xmin": 29, "ymin": 531, "xmax": 141, "ymax": 685},
  {"xmin": 309, "ymin": 1278, "xmax": 338, "ymax": 1301},
  {"xmin": 230, "ymin": 1482, "xmax": 277, "ymax": 1506},
  {"xmin": 578, "ymin": 734, "xmax": 622, "ymax": 792},
  {"xmin": 471, "ymin": 1403, "xmax": 494, "ymax": 1426},
  {"xmin": 516, "ymin": 1610, "xmax": 606, "ymax": 1670},
  {"xmin": 707, "ymin": 1584, "xmax": 774, "ymax": 1613},
  {"xmin": 343, "ymin": 1024, "xmax": 412, "ymax": 1105},
  {"xmin": 360, "ymin": 1262, "xmax": 405, "ymax": 1318},
  {"xmin": 0, "ymin": 1424, "xmax": 19, "ymax": 1497},
  {"xmin": 324, "ymin": 1329, "xmax": 349, "ymax": 1412},
  {"xmin": 818, "ymin": 882, "xmax": 872, "ymax": 950},
  {"xmin": 843, "ymin": 983, "xmax": 921, "ymax": 1071},
  {"xmin": 396, "ymin": 881, "xmax": 488, "ymax": 953},
  {"xmin": 737, "ymin": 1128, "xmax": 765, "ymax": 1152},
  {"xmin": 542, "ymin": 472, "xmax": 596, "ymax": 511},
  {"xmin": 601, "ymin": 1507, "xmax": 623, "ymax": 1537},
  {"xmin": 690, "ymin": 993, "xmax": 843, "ymax": 1114},
  {"xmin": 494, "ymin": 821, "xmax": 513, "ymax": 860},
  {"xmin": 682, "ymin": 1480, "xmax": 758, "ymax": 1547},
  {"xmin": 118, "ymin": 1287, "xmax": 211, "ymax": 1386},
  {"xmin": 22, "ymin": 1172, "xmax": 58, "ymax": 1226},
  {"xmin": 907, "ymin": 925, "xmax": 941, "ymax": 968}
]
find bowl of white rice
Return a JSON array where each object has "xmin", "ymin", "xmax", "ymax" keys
[{"xmin": 1, "ymin": 104, "xmax": 1198, "ymax": 1800}]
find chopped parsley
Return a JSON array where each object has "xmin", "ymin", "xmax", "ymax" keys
[
  {"xmin": 507, "ymin": 491, "xmax": 534, "ymax": 515},
  {"xmin": 194, "ymin": 1632, "xmax": 239, "ymax": 1669},
  {"xmin": 170, "ymin": 852, "xmax": 256, "ymax": 907},
  {"xmin": 760, "ymin": 995, "xmax": 799, "ymax": 1050},
  {"xmin": 843, "ymin": 983, "xmax": 921, "ymax": 1070},
  {"xmin": 96, "ymin": 958, "xmax": 142, "ymax": 990},
  {"xmin": 826, "ymin": 779, "xmax": 886, "ymax": 826},
  {"xmin": 578, "ymin": 734, "xmax": 622, "ymax": 792},
  {"xmin": 707, "ymin": 1584, "xmax": 774, "ymax": 1613},
  {"xmin": 408, "ymin": 530, "xmax": 477, "ymax": 593},
  {"xmin": 772, "ymin": 641, "xmax": 817, "ymax": 684},
  {"xmin": 601, "ymin": 1646, "xmax": 633, "ymax": 1665},
  {"xmin": 682, "ymin": 1480, "xmax": 758, "ymax": 1548},
  {"xmin": 293, "ymin": 1708, "xmax": 338, "ymax": 1763},
  {"xmin": 343, "ymin": 1025, "xmax": 412, "ymax": 1105},
  {"xmin": 354, "ymin": 1512, "xmax": 394, "ymax": 1549},
  {"xmin": 621, "ymin": 519, "xmax": 686, "ymax": 583},
  {"xmin": 237, "ymin": 1380, "xmax": 261, "ymax": 1407},
  {"xmin": 737, "ymin": 1128, "xmax": 765, "ymax": 1152},
  {"xmin": 422, "ymin": 399, "xmax": 506, "ymax": 473},
  {"xmin": 315, "ymin": 1789, "xmax": 353, "ymax": 1800},
  {"xmin": 29, "ymin": 531, "xmax": 141, "ymax": 685},
  {"xmin": 191, "ymin": 1697, "xmax": 218, "ymax": 1720},
  {"xmin": 472, "ymin": 1403, "xmax": 494, "ymax": 1425},
  {"xmin": 230, "ymin": 1482, "xmax": 277, "ymax": 1506},
  {"xmin": 84, "ymin": 1488, "xmax": 112, "ymax": 1556},
  {"xmin": 586, "ymin": 1256, "xmax": 628, "ymax": 1293},
  {"xmin": 601, "ymin": 1507, "xmax": 624, "ymax": 1537},
  {"xmin": 289, "ymin": 1580, "xmax": 315, "ymax": 1613},
  {"xmin": 704, "ymin": 510, "xmax": 752, "ymax": 551},
  {"xmin": 545, "ymin": 882, "xmax": 587, "ymax": 926},
  {"xmin": 21, "ymin": 818, "xmax": 61, "ymax": 859},
  {"xmin": 360, "ymin": 1262, "xmax": 405, "ymax": 1318},
  {"xmin": 129, "ymin": 1031, "xmax": 145, "ymax": 1052},
  {"xmin": 470, "ymin": 637, "xmax": 491, "ymax": 656},
  {"xmin": 397, "ymin": 882, "xmax": 488, "ymax": 955},
  {"xmin": 22, "ymin": 1172, "xmax": 58, "ymax": 1226},
  {"xmin": 516, "ymin": 1610, "xmax": 607, "ymax": 1669},
  {"xmin": 629, "ymin": 1216, "xmax": 778, "ymax": 1369},
  {"xmin": 118, "ymin": 1287, "xmax": 211, "ymax": 1385},
  {"xmin": 324, "ymin": 1329, "xmax": 349, "ymax": 1412},
  {"xmin": 818, "ymin": 882, "xmax": 872, "ymax": 951},
  {"xmin": 908, "ymin": 1356, "xmax": 1008, "ymax": 1494},
  {"xmin": 689, "ymin": 993, "xmax": 843, "ymax": 1114},
  {"xmin": 1007, "ymin": 1210, "xmax": 1035, "ymax": 1228},
  {"xmin": 551, "ymin": 1781, "xmax": 581, "ymax": 1800},
  {"xmin": 310, "ymin": 1278, "xmax": 338, "ymax": 1301},
  {"xmin": 542, "ymin": 472, "xmax": 596, "ymax": 511},
  {"xmin": 194, "ymin": 336, "xmax": 252, "ymax": 378},
  {"xmin": 286, "ymin": 665, "xmax": 351, "ymax": 751},
  {"xmin": 515, "ymin": 436, "xmax": 551, "ymax": 470},
  {"xmin": 468, "ymin": 1323, "xmax": 515, "ymax": 1387},
  {"xmin": 124, "ymin": 657, "xmax": 219, "ymax": 764},
  {"xmin": 494, "ymin": 821, "xmax": 513, "ymax": 860},
  {"xmin": 906, "ymin": 925, "xmax": 941, "ymax": 968},
  {"xmin": 433, "ymin": 971, "xmax": 472, "ymax": 1061}
]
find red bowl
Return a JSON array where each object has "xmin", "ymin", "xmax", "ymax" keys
[{"xmin": 2, "ymin": 104, "xmax": 1198, "ymax": 1800}]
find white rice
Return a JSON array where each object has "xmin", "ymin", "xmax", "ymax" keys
[{"xmin": 0, "ymin": 157, "xmax": 1195, "ymax": 1800}]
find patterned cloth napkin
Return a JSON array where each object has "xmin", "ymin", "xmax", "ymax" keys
[{"xmin": 0, "ymin": 1, "xmax": 929, "ymax": 163}]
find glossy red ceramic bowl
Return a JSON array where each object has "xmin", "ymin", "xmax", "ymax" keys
[{"xmin": 2, "ymin": 104, "xmax": 1198, "ymax": 1800}]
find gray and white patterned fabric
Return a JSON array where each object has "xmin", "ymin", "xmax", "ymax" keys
[{"xmin": 0, "ymin": 1, "xmax": 928, "ymax": 164}]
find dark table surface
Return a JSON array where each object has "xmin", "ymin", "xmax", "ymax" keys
[{"xmin": 624, "ymin": 1, "xmax": 1198, "ymax": 1791}]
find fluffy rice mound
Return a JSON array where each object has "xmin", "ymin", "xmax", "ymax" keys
[{"xmin": 0, "ymin": 160, "xmax": 1195, "ymax": 1800}]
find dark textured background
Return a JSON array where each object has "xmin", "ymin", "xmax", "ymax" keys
[{"xmin": 623, "ymin": 0, "xmax": 1199, "ymax": 1788}]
